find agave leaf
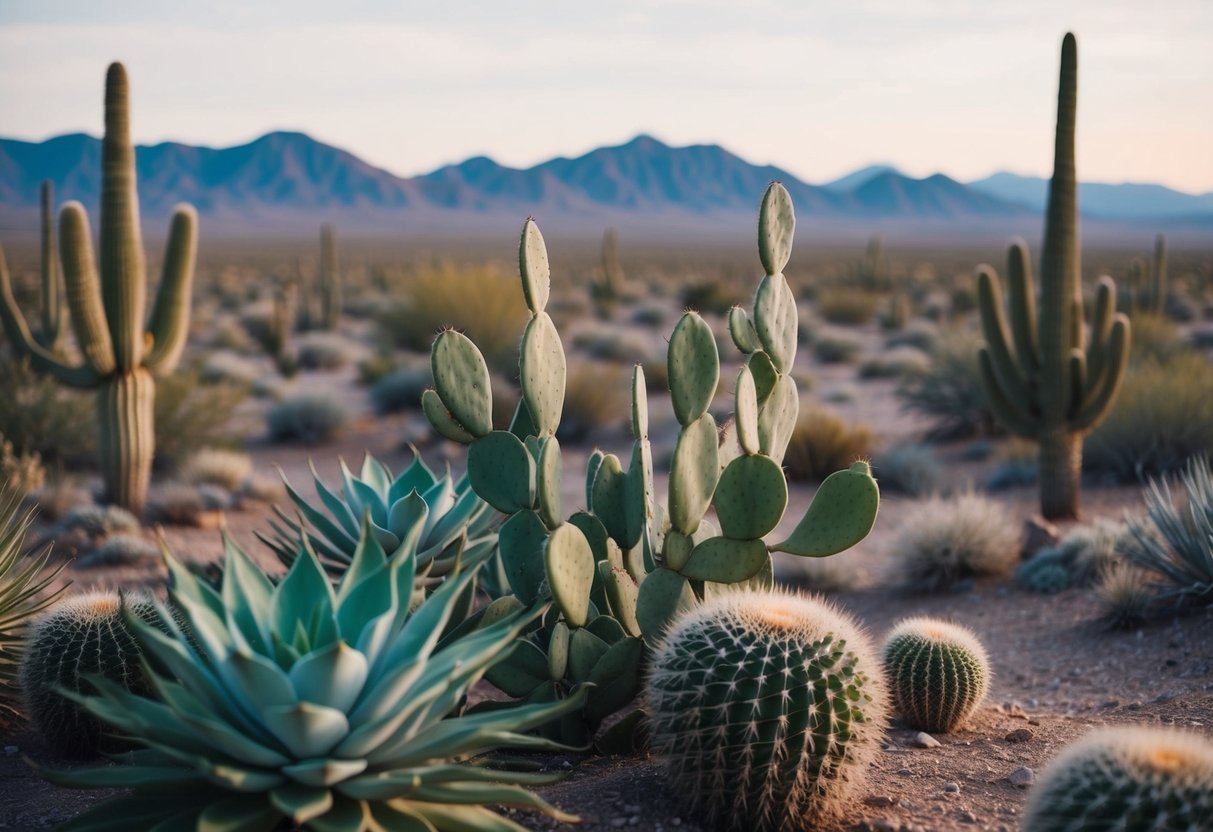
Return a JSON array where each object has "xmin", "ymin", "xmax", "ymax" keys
[
  {"xmin": 413, "ymin": 799, "xmax": 570, "ymax": 830},
  {"xmin": 304, "ymin": 461, "xmax": 363, "ymax": 539},
  {"xmin": 288, "ymin": 640, "xmax": 369, "ymax": 713},
  {"xmin": 206, "ymin": 760, "xmax": 289, "ymax": 792},
  {"xmin": 336, "ymin": 513, "xmax": 389, "ymax": 607},
  {"xmin": 369, "ymin": 800, "xmax": 443, "ymax": 832},
  {"xmin": 359, "ymin": 454, "xmax": 394, "ymax": 496},
  {"xmin": 298, "ymin": 794, "xmax": 368, "ymax": 832},
  {"xmin": 269, "ymin": 782, "xmax": 334, "ymax": 824},
  {"xmin": 262, "ymin": 701, "xmax": 351, "ymax": 759},
  {"xmin": 272, "ymin": 538, "xmax": 338, "ymax": 655},
  {"xmin": 389, "ymin": 452, "xmax": 438, "ymax": 505},
  {"xmin": 220, "ymin": 535, "xmax": 275, "ymax": 655},
  {"xmin": 375, "ymin": 567, "xmax": 479, "ymax": 675},
  {"xmin": 418, "ymin": 475, "xmax": 456, "ymax": 539},
  {"xmin": 48, "ymin": 792, "xmax": 212, "ymax": 832},
  {"xmin": 226, "ymin": 649, "xmax": 296, "ymax": 708},
  {"xmin": 197, "ymin": 795, "xmax": 287, "ymax": 832},
  {"xmin": 386, "ymin": 490, "xmax": 429, "ymax": 559},
  {"xmin": 35, "ymin": 760, "xmax": 201, "ymax": 789},
  {"xmin": 423, "ymin": 488, "xmax": 481, "ymax": 550},
  {"xmin": 336, "ymin": 657, "xmax": 428, "ymax": 757},
  {"xmin": 336, "ymin": 567, "xmax": 393, "ymax": 649},
  {"xmin": 281, "ymin": 757, "xmax": 368, "ymax": 788}
]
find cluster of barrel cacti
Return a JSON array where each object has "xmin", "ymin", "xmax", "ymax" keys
[{"xmin": 423, "ymin": 181, "xmax": 881, "ymax": 745}]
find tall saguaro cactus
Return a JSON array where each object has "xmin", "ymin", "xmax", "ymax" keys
[
  {"xmin": 35, "ymin": 180, "xmax": 64, "ymax": 351},
  {"xmin": 0, "ymin": 63, "xmax": 197, "ymax": 514},
  {"xmin": 976, "ymin": 33, "xmax": 1130, "ymax": 520}
]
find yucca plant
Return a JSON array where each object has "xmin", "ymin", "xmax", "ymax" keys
[
  {"xmin": 37, "ymin": 519, "xmax": 583, "ymax": 831},
  {"xmin": 0, "ymin": 487, "xmax": 67, "ymax": 725},
  {"xmin": 259, "ymin": 450, "xmax": 501, "ymax": 595}
]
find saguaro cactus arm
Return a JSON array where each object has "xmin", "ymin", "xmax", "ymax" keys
[
  {"xmin": 37, "ymin": 180, "xmax": 62, "ymax": 349},
  {"xmin": 58, "ymin": 203, "xmax": 118, "ymax": 377},
  {"xmin": 143, "ymin": 205, "xmax": 198, "ymax": 374}
]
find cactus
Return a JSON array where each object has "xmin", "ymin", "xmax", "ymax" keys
[
  {"xmin": 976, "ymin": 34, "xmax": 1130, "ymax": 520},
  {"xmin": 646, "ymin": 590, "xmax": 887, "ymax": 831},
  {"xmin": 882, "ymin": 617, "xmax": 990, "ymax": 733},
  {"xmin": 424, "ymin": 183, "xmax": 880, "ymax": 748},
  {"xmin": 1022, "ymin": 726, "xmax": 1213, "ymax": 831},
  {"xmin": 35, "ymin": 180, "xmax": 63, "ymax": 351},
  {"xmin": 591, "ymin": 226, "xmax": 623, "ymax": 311},
  {"xmin": 1149, "ymin": 233, "xmax": 1168, "ymax": 315},
  {"xmin": 858, "ymin": 233, "xmax": 889, "ymax": 290},
  {"xmin": 268, "ymin": 276, "xmax": 298, "ymax": 374},
  {"xmin": 0, "ymin": 64, "xmax": 197, "ymax": 515},
  {"xmin": 19, "ymin": 590, "xmax": 158, "ymax": 758},
  {"xmin": 319, "ymin": 222, "xmax": 341, "ymax": 330}
]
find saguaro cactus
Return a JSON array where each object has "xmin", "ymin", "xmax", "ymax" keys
[
  {"xmin": 1149, "ymin": 233, "xmax": 1167, "ymax": 315},
  {"xmin": 0, "ymin": 64, "xmax": 197, "ymax": 515},
  {"xmin": 976, "ymin": 33, "xmax": 1130, "ymax": 520},
  {"xmin": 318, "ymin": 223, "xmax": 341, "ymax": 330},
  {"xmin": 35, "ymin": 181, "xmax": 63, "ymax": 351}
]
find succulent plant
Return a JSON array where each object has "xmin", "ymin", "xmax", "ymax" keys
[
  {"xmin": 1022, "ymin": 726, "xmax": 1213, "ymax": 831},
  {"xmin": 38, "ymin": 520, "xmax": 584, "ymax": 830},
  {"xmin": 0, "ymin": 487, "xmax": 67, "ymax": 727},
  {"xmin": 35, "ymin": 180, "xmax": 64, "ymax": 352},
  {"xmin": 646, "ymin": 590, "xmax": 887, "ymax": 831},
  {"xmin": 882, "ymin": 617, "xmax": 990, "ymax": 733},
  {"xmin": 20, "ymin": 590, "xmax": 157, "ymax": 758},
  {"xmin": 422, "ymin": 183, "xmax": 881, "ymax": 747},
  {"xmin": 976, "ymin": 33, "xmax": 1130, "ymax": 520},
  {"xmin": 259, "ymin": 450, "xmax": 499, "ymax": 596},
  {"xmin": 0, "ymin": 63, "xmax": 197, "ymax": 515}
]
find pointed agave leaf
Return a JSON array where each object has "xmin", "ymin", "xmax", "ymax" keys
[
  {"xmin": 388, "ymin": 451, "xmax": 437, "ymax": 505},
  {"xmin": 272, "ymin": 538, "xmax": 338, "ymax": 651},
  {"xmin": 294, "ymin": 795, "xmax": 367, "ymax": 832},
  {"xmin": 262, "ymin": 701, "xmax": 350, "ymax": 759},
  {"xmin": 288, "ymin": 640, "xmax": 370, "ymax": 712},
  {"xmin": 269, "ymin": 783, "xmax": 334, "ymax": 825},
  {"xmin": 335, "ymin": 513, "xmax": 390, "ymax": 607},
  {"xmin": 359, "ymin": 454, "xmax": 393, "ymax": 496},
  {"xmin": 220, "ymin": 535, "xmax": 276, "ymax": 655},
  {"xmin": 384, "ymin": 490, "xmax": 429, "ymax": 559},
  {"xmin": 281, "ymin": 758, "xmax": 369, "ymax": 788},
  {"xmin": 306, "ymin": 461, "xmax": 363, "ymax": 539}
]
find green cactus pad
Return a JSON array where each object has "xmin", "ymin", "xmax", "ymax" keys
[
  {"xmin": 431, "ymin": 329, "xmax": 493, "ymax": 438},
  {"xmin": 757, "ymin": 374, "xmax": 798, "ymax": 462},
  {"xmin": 586, "ymin": 613, "xmax": 627, "ymax": 645},
  {"xmin": 758, "ymin": 182, "xmax": 795, "ymax": 276},
  {"xmin": 508, "ymin": 396, "xmax": 538, "ymax": 441},
  {"xmin": 591, "ymin": 453, "xmax": 629, "ymax": 549},
  {"xmin": 734, "ymin": 366, "xmax": 760, "ymax": 455},
  {"xmin": 747, "ymin": 350, "xmax": 779, "ymax": 405},
  {"xmin": 601, "ymin": 566, "xmax": 641, "ymax": 637},
  {"xmin": 421, "ymin": 389, "xmax": 476, "ymax": 444},
  {"xmin": 667, "ymin": 312, "xmax": 719, "ymax": 427},
  {"xmin": 548, "ymin": 621, "xmax": 571, "ymax": 680},
  {"xmin": 636, "ymin": 568, "xmax": 695, "ymax": 642},
  {"xmin": 714, "ymin": 454, "xmax": 788, "ymax": 540},
  {"xmin": 497, "ymin": 509, "xmax": 549, "ymax": 602},
  {"xmin": 728, "ymin": 306, "xmax": 761, "ymax": 354},
  {"xmin": 484, "ymin": 637, "xmax": 548, "ymax": 697},
  {"xmin": 545, "ymin": 523, "xmax": 595, "ymax": 628},
  {"xmin": 681, "ymin": 536, "xmax": 769, "ymax": 583},
  {"xmin": 623, "ymin": 440, "xmax": 653, "ymax": 551},
  {"xmin": 662, "ymin": 530, "xmax": 694, "ymax": 572},
  {"xmin": 467, "ymin": 430, "xmax": 536, "ymax": 514},
  {"xmin": 753, "ymin": 273, "xmax": 798, "ymax": 374},
  {"xmin": 519, "ymin": 312, "xmax": 565, "ymax": 436},
  {"xmin": 536, "ymin": 436, "xmax": 562, "ymax": 529},
  {"xmin": 585, "ymin": 449, "xmax": 605, "ymax": 508},
  {"xmin": 774, "ymin": 461, "xmax": 879, "ymax": 557},
  {"xmin": 519, "ymin": 218, "xmax": 550, "ymax": 314},
  {"xmin": 584, "ymin": 637, "xmax": 645, "ymax": 723},
  {"xmin": 631, "ymin": 365, "xmax": 649, "ymax": 439},
  {"xmin": 567, "ymin": 627, "xmax": 611, "ymax": 683},
  {"xmin": 668, "ymin": 413, "xmax": 720, "ymax": 536},
  {"xmin": 479, "ymin": 595, "xmax": 526, "ymax": 629}
]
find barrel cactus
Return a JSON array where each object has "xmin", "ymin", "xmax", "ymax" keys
[
  {"xmin": 37, "ymin": 521, "xmax": 583, "ymax": 830},
  {"xmin": 1023, "ymin": 726, "xmax": 1213, "ymax": 831},
  {"xmin": 646, "ymin": 590, "xmax": 887, "ymax": 831},
  {"xmin": 20, "ymin": 590, "xmax": 158, "ymax": 758},
  {"xmin": 0, "ymin": 63, "xmax": 197, "ymax": 514},
  {"xmin": 882, "ymin": 617, "xmax": 990, "ymax": 733}
]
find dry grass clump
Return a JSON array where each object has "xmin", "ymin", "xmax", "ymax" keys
[
  {"xmin": 893, "ymin": 491, "xmax": 1021, "ymax": 591},
  {"xmin": 295, "ymin": 332, "xmax": 359, "ymax": 371},
  {"xmin": 783, "ymin": 405, "xmax": 875, "ymax": 483},
  {"xmin": 896, "ymin": 328, "xmax": 995, "ymax": 439},
  {"xmin": 198, "ymin": 351, "xmax": 262, "ymax": 386},
  {"xmin": 815, "ymin": 287, "xmax": 880, "ymax": 325},
  {"xmin": 153, "ymin": 367, "xmax": 250, "ymax": 469},
  {"xmin": 265, "ymin": 393, "xmax": 349, "ymax": 445},
  {"xmin": 812, "ymin": 327, "xmax": 865, "ymax": 364},
  {"xmin": 0, "ymin": 356, "xmax": 94, "ymax": 465},
  {"xmin": 177, "ymin": 449, "xmax": 253, "ymax": 492},
  {"xmin": 858, "ymin": 346, "xmax": 931, "ymax": 380},
  {"xmin": 871, "ymin": 443, "xmax": 944, "ymax": 497},
  {"xmin": 0, "ymin": 438, "xmax": 44, "ymax": 495},
  {"xmin": 1094, "ymin": 562, "xmax": 1157, "ymax": 629},
  {"xmin": 556, "ymin": 360, "xmax": 629, "ymax": 443}
]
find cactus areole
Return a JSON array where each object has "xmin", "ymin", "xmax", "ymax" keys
[{"xmin": 0, "ymin": 63, "xmax": 198, "ymax": 515}]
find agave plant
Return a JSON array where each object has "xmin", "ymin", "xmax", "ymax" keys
[
  {"xmin": 260, "ymin": 449, "xmax": 502, "ymax": 593},
  {"xmin": 38, "ymin": 518, "xmax": 584, "ymax": 830},
  {"xmin": 0, "ymin": 487, "xmax": 67, "ymax": 724}
]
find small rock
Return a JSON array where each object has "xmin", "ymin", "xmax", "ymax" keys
[
  {"xmin": 1004, "ymin": 728, "xmax": 1034, "ymax": 743},
  {"xmin": 959, "ymin": 810, "xmax": 979, "ymax": 824},
  {"xmin": 872, "ymin": 818, "xmax": 898, "ymax": 832},
  {"xmin": 943, "ymin": 782, "xmax": 961, "ymax": 793},
  {"xmin": 864, "ymin": 795, "xmax": 897, "ymax": 807},
  {"xmin": 670, "ymin": 820, "xmax": 682, "ymax": 828},
  {"xmin": 897, "ymin": 767, "xmax": 914, "ymax": 776},
  {"xmin": 3, "ymin": 745, "xmax": 17, "ymax": 756},
  {"xmin": 1007, "ymin": 766, "xmax": 1036, "ymax": 787},
  {"xmin": 1100, "ymin": 699, "xmax": 1120, "ymax": 709},
  {"xmin": 610, "ymin": 819, "xmax": 628, "ymax": 829},
  {"xmin": 911, "ymin": 732, "xmax": 941, "ymax": 749},
  {"xmin": 1022, "ymin": 516, "xmax": 1061, "ymax": 558}
]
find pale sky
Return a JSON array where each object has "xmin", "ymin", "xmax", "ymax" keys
[{"xmin": 2, "ymin": 1, "xmax": 1211, "ymax": 192}]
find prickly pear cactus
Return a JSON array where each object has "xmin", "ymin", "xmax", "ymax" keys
[
  {"xmin": 646, "ymin": 590, "xmax": 887, "ymax": 831},
  {"xmin": 19, "ymin": 591, "xmax": 159, "ymax": 758},
  {"xmin": 424, "ymin": 183, "xmax": 880, "ymax": 748},
  {"xmin": 1023, "ymin": 726, "xmax": 1213, "ymax": 831},
  {"xmin": 882, "ymin": 617, "xmax": 990, "ymax": 733}
]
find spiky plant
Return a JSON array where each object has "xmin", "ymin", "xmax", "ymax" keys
[
  {"xmin": 646, "ymin": 590, "xmax": 887, "ymax": 832},
  {"xmin": 37, "ymin": 521, "xmax": 583, "ymax": 830},
  {"xmin": 258, "ymin": 450, "xmax": 499, "ymax": 595},
  {"xmin": 35, "ymin": 180, "xmax": 64, "ymax": 351},
  {"xmin": 1022, "ymin": 726, "xmax": 1213, "ymax": 831},
  {"xmin": 882, "ymin": 617, "xmax": 990, "ymax": 733},
  {"xmin": 0, "ymin": 487, "xmax": 67, "ymax": 726}
]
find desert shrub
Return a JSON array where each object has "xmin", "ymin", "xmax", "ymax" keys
[
  {"xmin": 783, "ymin": 405, "xmax": 875, "ymax": 483},
  {"xmin": 1015, "ymin": 520, "xmax": 1125, "ymax": 593},
  {"xmin": 986, "ymin": 437, "xmax": 1040, "ymax": 491},
  {"xmin": 0, "ymin": 357, "xmax": 94, "ymax": 465},
  {"xmin": 892, "ymin": 491, "xmax": 1020, "ymax": 591},
  {"xmin": 571, "ymin": 322, "xmax": 653, "ymax": 364},
  {"xmin": 377, "ymin": 265, "xmax": 527, "ymax": 372},
  {"xmin": 198, "ymin": 351, "xmax": 261, "ymax": 386},
  {"xmin": 630, "ymin": 302, "xmax": 668, "ymax": 327},
  {"xmin": 812, "ymin": 327, "xmax": 865, "ymax": 364},
  {"xmin": 815, "ymin": 287, "xmax": 879, "ymax": 325},
  {"xmin": 774, "ymin": 554, "xmax": 857, "ymax": 593},
  {"xmin": 678, "ymin": 277, "xmax": 746, "ymax": 315},
  {"xmin": 555, "ymin": 360, "xmax": 629, "ymax": 443},
  {"xmin": 858, "ymin": 346, "xmax": 931, "ymax": 379},
  {"xmin": 0, "ymin": 438, "xmax": 44, "ymax": 494},
  {"xmin": 896, "ymin": 329, "xmax": 995, "ymax": 439},
  {"xmin": 177, "ymin": 449, "xmax": 253, "ymax": 492},
  {"xmin": 370, "ymin": 365, "xmax": 432, "ymax": 414},
  {"xmin": 1094, "ymin": 562, "xmax": 1155, "ymax": 629},
  {"xmin": 295, "ymin": 332, "xmax": 358, "ymax": 370},
  {"xmin": 147, "ymin": 483, "xmax": 208, "ymax": 526},
  {"xmin": 61, "ymin": 505, "xmax": 140, "ymax": 538},
  {"xmin": 153, "ymin": 369, "xmax": 249, "ymax": 469},
  {"xmin": 76, "ymin": 534, "xmax": 160, "ymax": 568},
  {"xmin": 265, "ymin": 393, "xmax": 349, "ymax": 444},
  {"xmin": 871, "ymin": 443, "xmax": 944, "ymax": 497},
  {"xmin": 884, "ymin": 320, "xmax": 939, "ymax": 352},
  {"xmin": 1125, "ymin": 312, "xmax": 1186, "ymax": 363},
  {"xmin": 357, "ymin": 352, "xmax": 397, "ymax": 385},
  {"xmin": 1084, "ymin": 352, "xmax": 1213, "ymax": 481},
  {"xmin": 244, "ymin": 472, "xmax": 286, "ymax": 503}
]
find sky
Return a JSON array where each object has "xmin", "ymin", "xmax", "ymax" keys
[{"xmin": 2, "ymin": 1, "xmax": 1212, "ymax": 193}]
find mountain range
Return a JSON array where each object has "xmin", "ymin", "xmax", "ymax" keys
[{"xmin": 1, "ymin": 131, "xmax": 1210, "ymax": 239}]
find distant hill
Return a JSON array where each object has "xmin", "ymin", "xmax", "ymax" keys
[
  {"xmin": 968, "ymin": 172, "xmax": 1213, "ymax": 220},
  {"xmin": 1, "ymin": 131, "xmax": 1207, "ymax": 238}
]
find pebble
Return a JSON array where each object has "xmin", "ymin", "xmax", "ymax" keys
[
  {"xmin": 897, "ymin": 767, "xmax": 914, "ymax": 776},
  {"xmin": 1007, "ymin": 766, "xmax": 1036, "ymax": 787},
  {"xmin": 943, "ymin": 782, "xmax": 961, "ymax": 793},
  {"xmin": 872, "ymin": 818, "xmax": 898, "ymax": 832},
  {"xmin": 911, "ymin": 732, "xmax": 941, "ymax": 749},
  {"xmin": 959, "ymin": 811, "xmax": 979, "ymax": 824},
  {"xmin": 864, "ymin": 795, "xmax": 897, "ymax": 807},
  {"xmin": 1004, "ymin": 728, "xmax": 1034, "ymax": 743}
]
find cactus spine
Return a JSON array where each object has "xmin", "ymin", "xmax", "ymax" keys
[
  {"xmin": 1023, "ymin": 726, "xmax": 1213, "ymax": 831},
  {"xmin": 882, "ymin": 617, "xmax": 990, "ymax": 733},
  {"xmin": 19, "ymin": 591, "xmax": 158, "ymax": 758},
  {"xmin": 0, "ymin": 64, "xmax": 197, "ymax": 515},
  {"xmin": 319, "ymin": 223, "xmax": 341, "ymax": 330},
  {"xmin": 646, "ymin": 591, "xmax": 887, "ymax": 831},
  {"xmin": 36, "ymin": 180, "xmax": 63, "ymax": 351},
  {"xmin": 976, "ymin": 33, "xmax": 1130, "ymax": 520}
]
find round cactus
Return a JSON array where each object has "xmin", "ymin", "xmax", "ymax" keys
[
  {"xmin": 883, "ymin": 616, "xmax": 990, "ymax": 733},
  {"xmin": 19, "ymin": 591, "xmax": 158, "ymax": 758},
  {"xmin": 646, "ymin": 590, "xmax": 887, "ymax": 831},
  {"xmin": 1023, "ymin": 726, "xmax": 1213, "ymax": 831}
]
